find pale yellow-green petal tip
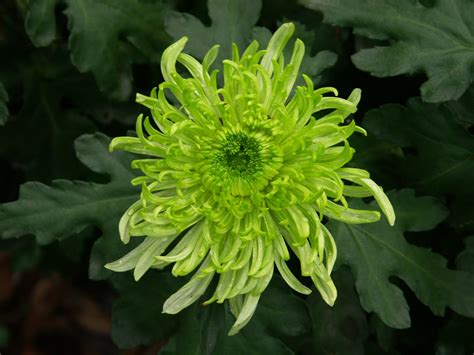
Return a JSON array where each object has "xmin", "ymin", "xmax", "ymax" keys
[
  {"xmin": 279, "ymin": 22, "xmax": 295, "ymax": 33},
  {"xmin": 388, "ymin": 213, "xmax": 396, "ymax": 226},
  {"xmin": 322, "ymin": 285, "xmax": 337, "ymax": 307},
  {"xmin": 228, "ymin": 327, "xmax": 240, "ymax": 336},
  {"xmin": 227, "ymin": 294, "xmax": 260, "ymax": 336},
  {"xmin": 349, "ymin": 88, "xmax": 362, "ymax": 106},
  {"xmin": 104, "ymin": 262, "xmax": 116, "ymax": 271},
  {"xmin": 108, "ymin": 138, "xmax": 118, "ymax": 152}
]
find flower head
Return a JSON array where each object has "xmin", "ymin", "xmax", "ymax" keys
[{"xmin": 106, "ymin": 23, "xmax": 395, "ymax": 335}]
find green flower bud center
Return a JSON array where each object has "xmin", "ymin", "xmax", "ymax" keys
[{"xmin": 216, "ymin": 133, "xmax": 262, "ymax": 178}]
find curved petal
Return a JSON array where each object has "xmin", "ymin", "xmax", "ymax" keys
[
  {"xmin": 228, "ymin": 293, "xmax": 261, "ymax": 336},
  {"xmin": 274, "ymin": 252, "xmax": 312, "ymax": 295},
  {"xmin": 161, "ymin": 36, "xmax": 188, "ymax": 83},
  {"xmin": 162, "ymin": 256, "xmax": 214, "ymax": 315}
]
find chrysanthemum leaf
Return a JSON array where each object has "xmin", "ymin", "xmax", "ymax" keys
[
  {"xmin": 308, "ymin": 269, "xmax": 369, "ymax": 355},
  {"xmin": 301, "ymin": 0, "xmax": 474, "ymax": 102},
  {"xmin": 329, "ymin": 189, "xmax": 474, "ymax": 328},
  {"xmin": 25, "ymin": 0, "xmax": 170, "ymax": 100},
  {"xmin": 165, "ymin": 0, "xmax": 262, "ymax": 61},
  {"xmin": 110, "ymin": 272, "xmax": 183, "ymax": 349},
  {"xmin": 159, "ymin": 276, "xmax": 311, "ymax": 355},
  {"xmin": 456, "ymin": 236, "xmax": 474, "ymax": 274},
  {"xmin": 24, "ymin": 0, "xmax": 60, "ymax": 47},
  {"xmin": 0, "ymin": 75, "xmax": 96, "ymax": 180},
  {"xmin": 0, "ymin": 133, "xmax": 140, "ymax": 280},
  {"xmin": 364, "ymin": 97, "xmax": 474, "ymax": 232},
  {"xmin": 166, "ymin": 1, "xmax": 337, "ymax": 83}
]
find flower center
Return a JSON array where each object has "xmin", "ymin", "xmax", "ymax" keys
[{"xmin": 216, "ymin": 133, "xmax": 262, "ymax": 178}]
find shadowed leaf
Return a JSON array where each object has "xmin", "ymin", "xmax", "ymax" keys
[
  {"xmin": 159, "ymin": 276, "xmax": 310, "ymax": 355},
  {"xmin": 328, "ymin": 189, "xmax": 474, "ymax": 328},
  {"xmin": 364, "ymin": 98, "xmax": 474, "ymax": 231},
  {"xmin": 301, "ymin": 0, "xmax": 474, "ymax": 102},
  {"xmin": 0, "ymin": 133, "xmax": 140, "ymax": 280},
  {"xmin": 25, "ymin": 0, "xmax": 170, "ymax": 100}
]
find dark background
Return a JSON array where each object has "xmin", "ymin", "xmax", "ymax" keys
[{"xmin": 0, "ymin": 0, "xmax": 473, "ymax": 354}]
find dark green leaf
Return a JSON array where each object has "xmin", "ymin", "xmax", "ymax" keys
[
  {"xmin": 160, "ymin": 276, "xmax": 310, "ymax": 355},
  {"xmin": 0, "ymin": 76, "xmax": 96, "ymax": 181},
  {"xmin": 456, "ymin": 236, "xmax": 474, "ymax": 273},
  {"xmin": 25, "ymin": 0, "xmax": 60, "ymax": 47},
  {"xmin": 0, "ymin": 133, "xmax": 140, "ymax": 279},
  {"xmin": 110, "ymin": 271, "xmax": 183, "ymax": 349},
  {"xmin": 253, "ymin": 21, "xmax": 337, "ymax": 83},
  {"xmin": 444, "ymin": 86, "xmax": 474, "ymax": 126},
  {"xmin": 369, "ymin": 315, "xmax": 396, "ymax": 353},
  {"xmin": 308, "ymin": 268, "xmax": 368, "ymax": 355},
  {"xmin": 165, "ymin": 0, "xmax": 262, "ymax": 61},
  {"xmin": 166, "ymin": 1, "xmax": 336, "ymax": 82},
  {"xmin": 347, "ymin": 128, "xmax": 403, "ymax": 189},
  {"xmin": 165, "ymin": 0, "xmax": 337, "ymax": 84},
  {"xmin": 328, "ymin": 189, "xmax": 474, "ymax": 328},
  {"xmin": 0, "ymin": 53, "xmax": 95, "ymax": 181},
  {"xmin": 364, "ymin": 98, "xmax": 474, "ymax": 231},
  {"xmin": 25, "ymin": 0, "xmax": 170, "ymax": 100},
  {"xmin": 300, "ymin": 0, "xmax": 474, "ymax": 102}
]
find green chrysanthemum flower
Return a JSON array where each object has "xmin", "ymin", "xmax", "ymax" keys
[{"xmin": 106, "ymin": 23, "xmax": 395, "ymax": 335}]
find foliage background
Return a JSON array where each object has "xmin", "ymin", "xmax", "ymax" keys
[{"xmin": 0, "ymin": 0, "xmax": 473, "ymax": 354}]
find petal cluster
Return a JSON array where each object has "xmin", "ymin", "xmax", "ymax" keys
[{"xmin": 106, "ymin": 23, "xmax": 395, "ymax": 335}]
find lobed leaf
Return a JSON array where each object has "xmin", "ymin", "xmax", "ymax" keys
[
  {"xmin": 165, "ymin": 0, "xmax": 337, "ymax": 82},
  {"xmin": 110, "ymin": 272, "xmax": 183, "ymax": 349},
  {"xmin": 159, "ymin": 276, "xmax": 310, "ymax": 355},
  {"xmin": 0, "ymin": 133, "xmax": 140, "ymax": 280},
  {"xmin": 0, "ymin": 62, "xmax": 96, "ymax": 181},
  {"xmin": 457, "ymin": 236, "xmax": 474, "ymax": 274},
  {"xmin": 328, "ymin": 189, "xmax": 474, "ymax": 328},
  {"xmin": 364, "ymin": 97, "xmax": 474, "ymax": 232},
  {"xmin": 301, "ymin": 0, "xmax": 474, "ymax": 102},
  {"xmin": 25, "ymin": 0, "xmax": 170, "ymax": 100},
  {"xmin": 25, "ymin": 0, "xmax": 60, "ymax": 47},
  {"xmin": 308, "ymin": 268, "xmax": 369, "ymax": 355},
  {"xmin": 165, "ymin": 0, "xmax": 262, "ymax": 61}
]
